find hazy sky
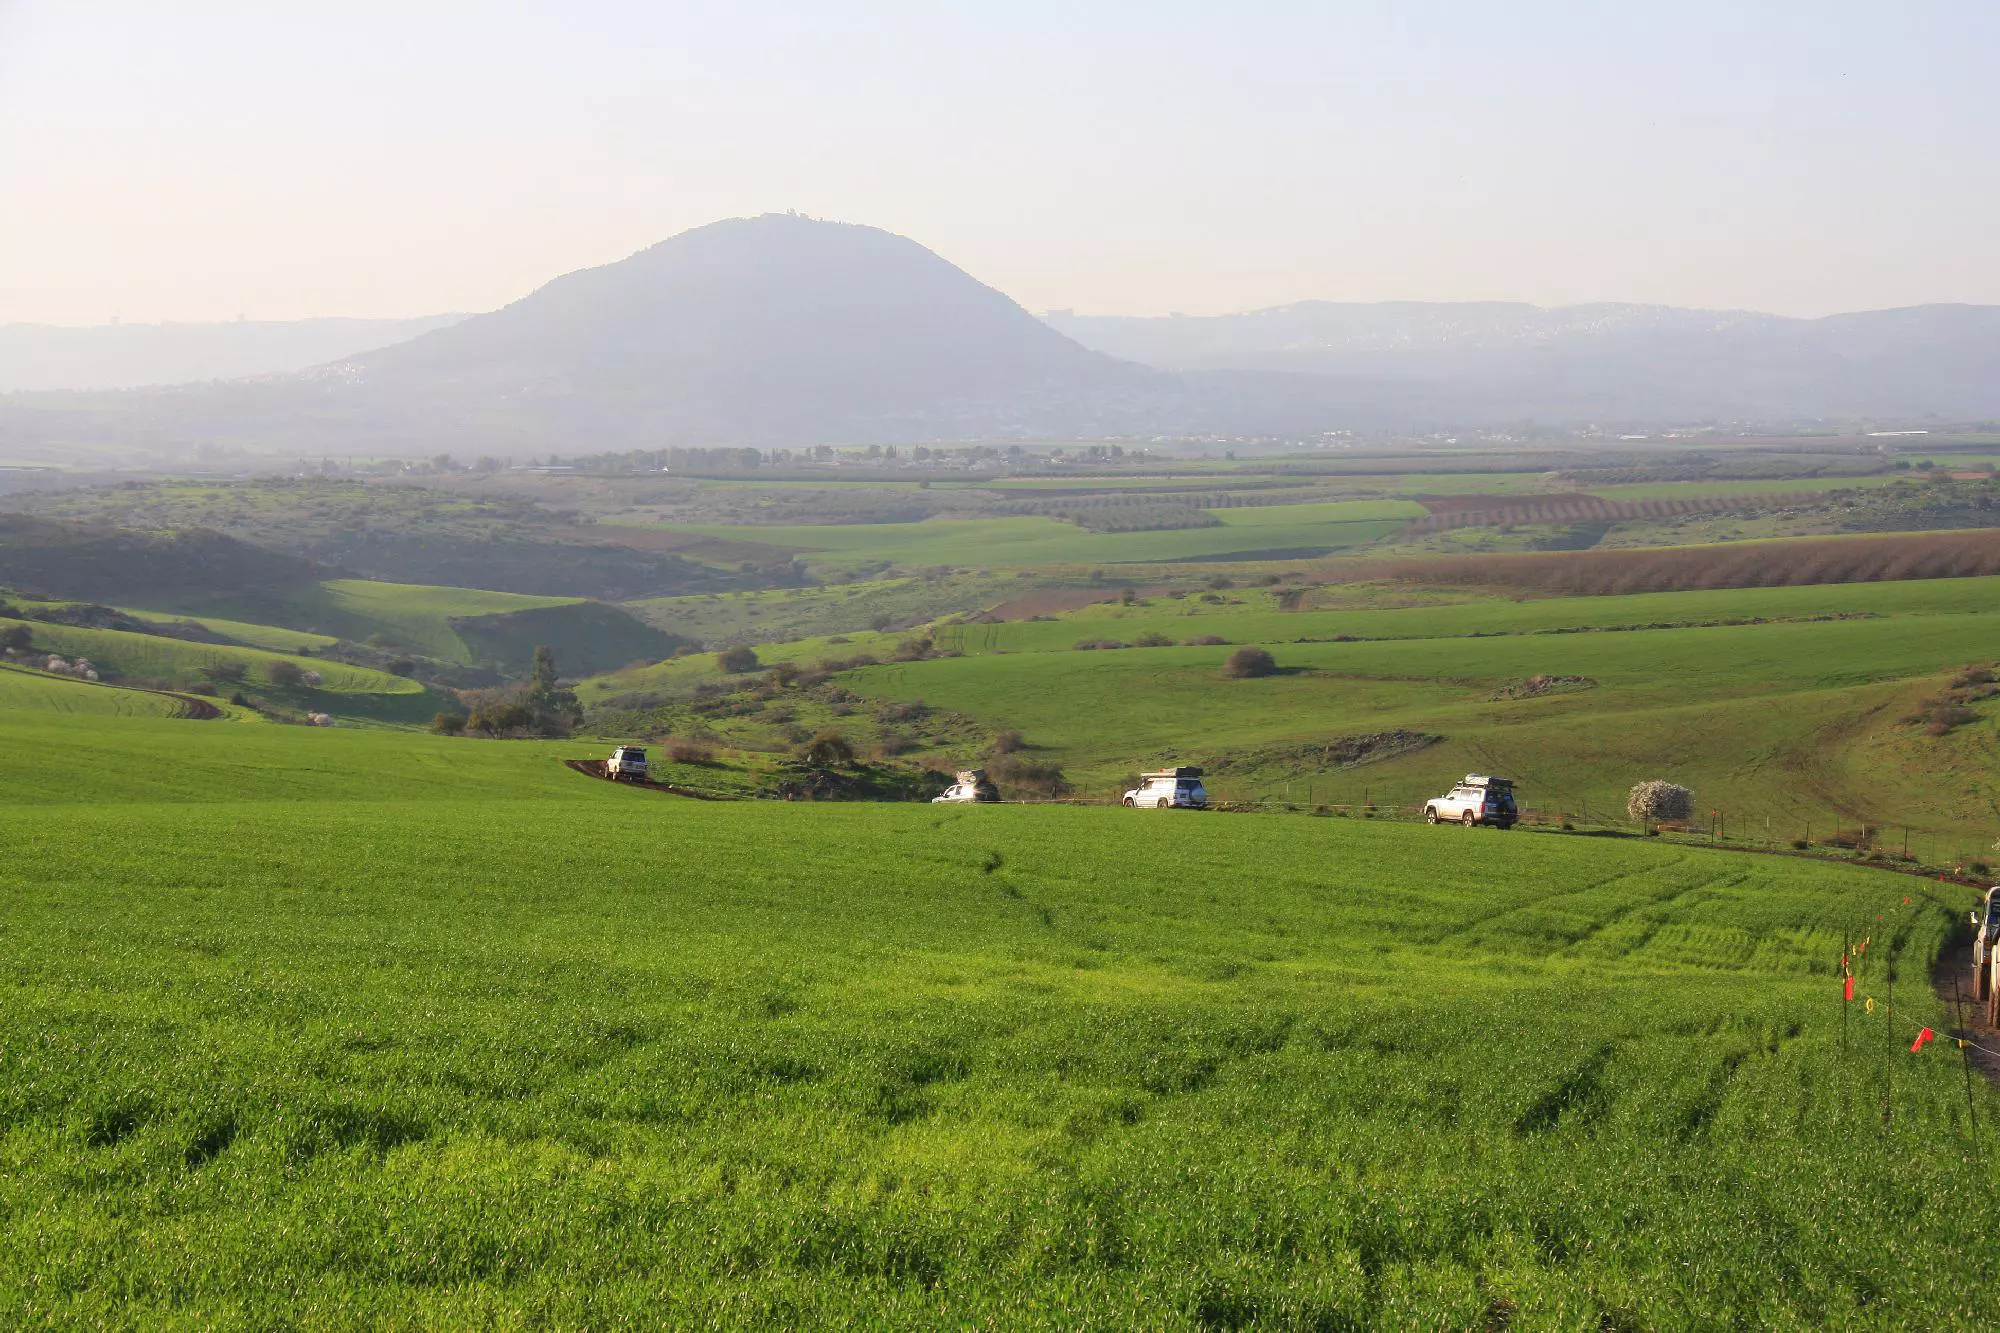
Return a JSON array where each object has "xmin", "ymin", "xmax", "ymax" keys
[{"xmin": 2, "ymin": 1, "xmax": 1996, "ymax": 325}]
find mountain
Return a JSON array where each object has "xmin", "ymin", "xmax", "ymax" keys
[
  {"xmin": 8, "ymin": 222, "xmax": 2000, "ymax": 454},
  {"xmin": 1044, "ymin": 301, "xmax": 2000, "ymax": 422},
  {"xmin": 0, "ymin": 215, "xmax": 1167, "ymax": 452},
  {"xmin": 325, "ymin": 213, "xmax": 1150, "ymax": 445},
  {"xmin": 0, "ymin": 316, "xmax": 463, "ymax": 392}
]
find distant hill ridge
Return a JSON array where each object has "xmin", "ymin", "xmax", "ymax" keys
[
  {"xmin": 0, "ymin": 316, "xmax": 463, "ymax": 392},
  {"xmin": 1045, "ymin": 300, "xmax": 2000, "ymax": 420},
  {"xmin": 5, "ymin": 216, "xmax": 2000, "ymax": 443}
]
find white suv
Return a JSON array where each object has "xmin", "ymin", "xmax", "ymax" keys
[
  {"xmin": 606, "ymin": 745, "xmax": 649, "ymax": 783},
  {"xmin": 1124, "ymin": 769, "xmax": 1207, "ymax": 809},
  {"xmin": 1425, "ymin": 774, "xmax": 1517, "ymax": 828}
]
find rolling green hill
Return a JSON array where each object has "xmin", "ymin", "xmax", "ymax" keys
[
  {"xmin": 576, "ymin": 574, "xmax": 2000, "ymax": 849},
  {"xmin": 0, "ymin": 617, "xmax": 444, "ymax": 724},
  {"xmin": 0, "ymin": 701, "xmax": 1984, "ymax": 1323},
  {"xmin": 0, "ymin": 662, "xmax": 201, "ymax": 718},
  {"xmin": 145, "ymin": 578, "xmax": 684, "ymax": 675},
  {"xmin": 659, "ymin": 499, "xmax": 1424, "ymax": 571}
]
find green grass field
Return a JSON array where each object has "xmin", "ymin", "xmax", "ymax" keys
[
  {"xmin": 660, "ymin": 500, "xmax": 1425, "ymax": 571},
  {"xmin": 3, "ymin": 618, "xmax": 417, "ymax": 695},
  {"xmin": 309, "ymin": 578, "xmax": 586, "ymax": 659},
  {"xmin": 121, "ymin": 609, "xmax": 341, "ymax": 654},
  {"xmin": 0, "ymin": 703, "xmax": 1989, "ymax": 1324},
  {"xmin": 0, "ymin": 663, "xmax": 192, "ymax": 718},
  {"xmin": 575, "ymin": 575, "xmax": 2000, "ymax": 846}
]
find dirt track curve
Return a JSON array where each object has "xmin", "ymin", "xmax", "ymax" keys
[{"xmin": 562, "ymin": 759, "xmax": 735, "ymax": 800}]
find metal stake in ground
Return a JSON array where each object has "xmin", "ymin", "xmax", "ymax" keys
[
  {"xmin": 1884, "ymin": 949, "xmax": 1896, "ymax": 1128},
  {"xmin": 1841, "ymin": 930, "xmax": 1850, "ymax": 1061}
]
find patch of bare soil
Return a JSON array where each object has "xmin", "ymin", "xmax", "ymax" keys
[
  {"xmin": 984, "ymin": 588, "xmax": 1123, "ymax": 620},
  {"xmin": 1490, "ymin": 674, "xmax": 1596, "ymax": 701},
  {"xmin": 561, "ymin": 757, "xmax": 734, "ymax": 800},
  {"xmin": 1931, "ymin": 933, "xmax": 2000, "ymax": 1084}
]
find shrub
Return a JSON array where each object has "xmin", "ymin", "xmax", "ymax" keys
[
  {"xmin": 1792, "ymin": 839, "xmax": 1810, "ymax": 850},
  {"xmin": 667, "ymin": 739, "xmax": 715, "ymax": 765},
  {"xmin": 468, "ymin": 699, "xmax": 536, "ymax": 736},
  {"xmin": 1182, "ymin": 634, "xmax": 1229, "ymax": 646},
  {"xmin": 800, "ymin": 730, "xmax": 855, "ymax": 767},
  {"xmin": 1627, "ymin": 780, "xmax": 1695, "ymax": 827},
  {"xmin": 431, "ymin": 712, "xmax": 467, "ymax": 735},
  {"xmin": 267, "ymin": 660, "xmax": 305, "ymax": 688},
  {"xmin": 1206, "ymin": 576, "xmax": 1235, "ymax": 591},
  {"xmin": 1133, "ymin": 631, "xmax": 1173, "ymax": 647},
  {"xmin": 874, "ymin": 699, "xmax": 929, "ymax": 723},
  {"xmin": 1118, "ymin": 587, "xmax": 1139, "ymax": 606},
  {"xmin": 1074, "ymin": 639, "xmax": 1127, "ymax": 651},
  {"xmin": 716, "ymin": 645, "xmax": 760, "ymax": 673},
  {"xmin": 1220, "ymin": 647, "xmax": 1278, "ymax": 679},
  {"xmin": 201, "ymin": 661, "xmax": 249, "ymax": 686},
  {"xmin": 387, "ymin": 658, "xmax": 417, "ymax": 677},
  {"xmin": 990, "ymin": 754, "xmax": 1071, "ymax": 798},
  {"xmin": 0, "ymin": 624, "xmax": 30, "ymax": 652},
  {"xmin": 989, "ymin": 730, "xmax": 1025, "ymax": 755}
]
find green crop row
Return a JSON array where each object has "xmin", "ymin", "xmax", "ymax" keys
[{"xmin": 0, "ymin": 773, "xmax": 1985, "ymax": 1325}]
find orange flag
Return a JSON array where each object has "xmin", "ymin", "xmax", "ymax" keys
[
  {"xmin": 1911, "ymin": 1028, "xmax": 1935, "ymax": 1052},
  {"xmin": 1844, "ymin": 975, "xmax": 1855, "ymax": 1002}
]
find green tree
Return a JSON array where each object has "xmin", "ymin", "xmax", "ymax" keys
[
  {"xmin": 801, "ymin": 730, "xmax": 855, "ymax": 767},
  {"xmin": 526, "ymin": 644, "xmax": 581, "ymax": 728}
]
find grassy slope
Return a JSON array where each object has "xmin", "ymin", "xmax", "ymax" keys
[
  {"xmin": 574, "ymin": 579, "xmax": 2000, "ymax": 845},
  {"xmin": 143, "ymin": 579, "xmax": 586, "ymax": 662},
  {"xmin": 763, "ymin": 580, "xmax": 2000, "ymax": 843},
  {"xmin": 0, "ymin": 663, "xmax": 189, "ymax": 718},
  {"xmin": 313, "ymin": 579, "xmax": 584, "ymax": 659},
  {"xmin": 2, "ymin": 619, "xmax": 415, "ymax": 694},
  {"xmin": 0, "ymin": 704, "xmax": 1987, "ymax": 1323},
  {"xmin": 661, "ymin": 500, "xmax": 1425, "ymax": 569},
  {"xmin": 625, "ymin": 572, "xmax": 1026, "ymax": 647},
  {"xmin": 120, "ymin": 609, "xmax": 341, "ymax": 654},
  {"xmin": 948, "ymin": 575, "xmax": 2000, "ymax": 655}
]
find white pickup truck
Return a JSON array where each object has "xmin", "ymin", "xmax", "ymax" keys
[
  {"xmin": 605, "ymin": 745, "xmax": 649, "ymax": 783},
  {"xmin": 1424, "ymin": 774, "xmax": 1518, "ymax": 828},
  {"xmin": 1124, "ymin": 767, "xmax": 1207, "ymax": 809}
]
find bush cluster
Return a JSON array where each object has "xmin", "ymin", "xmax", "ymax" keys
[{"xmin": 1220, "ymin": 647, "xmax": 1278, "ymax": 679}]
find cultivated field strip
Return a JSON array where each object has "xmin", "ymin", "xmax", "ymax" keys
[{"xmin": 0, "ymin": 779, "xmax": 1988, "ymax": 1325}]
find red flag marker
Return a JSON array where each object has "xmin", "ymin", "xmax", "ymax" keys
[
  {"xmin": 1844, "ymin": 975, "xmax": 1855, "ymax": 1002},
  {"xmin": 1911, "ymin": 1027, "xmax": 1935, "ymax": 1052}
]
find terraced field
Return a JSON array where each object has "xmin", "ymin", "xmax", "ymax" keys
[{"xmin": 0, "ymin": 663, "xmax": 197, "ymax": 718}]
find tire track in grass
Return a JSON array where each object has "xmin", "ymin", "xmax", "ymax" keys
[
  {"xmin": 1437, "ymin": 859, "xmax": 1690, "ymax": 954},
  {"xmin": 1558, "ymin": 867, "xmax": 1746, "ymax": 962}
]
